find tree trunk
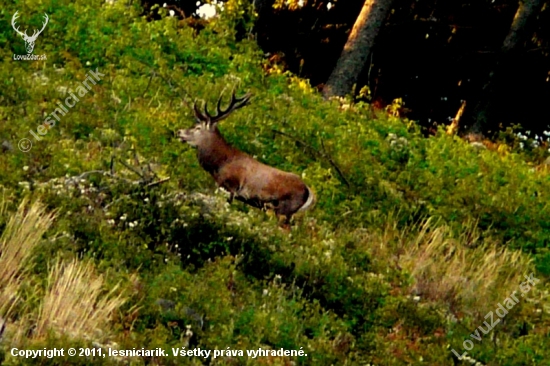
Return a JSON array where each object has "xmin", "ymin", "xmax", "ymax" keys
[
  {"xmin": 322, "ymin": 0, "xmax": 394, "ymax": 99},
  {"xmin": 501, "ymin": 0, "xmax": 543, "ymax": 53},
  {"xmin": 469, "ymin": 0, "xmax": 543, "ymax": 134}
]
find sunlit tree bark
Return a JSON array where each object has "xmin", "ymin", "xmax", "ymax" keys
[
  {"xmin": 322, "ymin": 0, "xmax": 394, "ymax": 99},
  {"xmin": 470, "ymin": 0, "xmax": 543, "ymax": 133},
  {"xmin": 502, "ymin": 0, "xmax": 543, "ymax": 52}
]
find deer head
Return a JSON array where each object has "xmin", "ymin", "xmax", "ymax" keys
[
  {"xmin": 12, "ymin": 11, "xmax": 49, "ymax": 54},
  {"xmin": 177, "ymin": 89, "xmax": 314, "ymax": 227},
  {"xmin": 177, "ymin": 89, "xmax": 251, "ymax": 147}
]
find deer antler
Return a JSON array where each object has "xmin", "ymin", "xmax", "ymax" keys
[
  {"xmin": 11, "ymin": 12, "xmax": 48, "ymax": 41},
  {"xmin": 11, "ymin": 11, "xmax": 27, "ymax": 39},
  {"xmin": 193, "ymin": 89, "xmax": 251, "ymax": 124},
  {"xmin": 31, "ymin": 13, "xmax": 49, "ymax": 40},
  {"xmin": 193, "ymin": 99, "xmax": 207, "ymax": 123}
]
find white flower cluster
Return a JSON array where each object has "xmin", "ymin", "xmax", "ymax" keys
[
  {"xmin": 387, "ymin": 133, "xmax": 409, "ymax": 148},
  {"xmin": 195, "ymin": 1, "xmax": 223, "ymax": 19}
]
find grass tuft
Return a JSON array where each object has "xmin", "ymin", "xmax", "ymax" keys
[
  {"xmin": 399, "ymin": 219, "xmax": 531, "ymax": 317},
  {"xmin": 33, "ymin": 257, "xmax": 128, "ymax": 341},
  {"xmin": 0, "ymin": 198, "xmax": 55, "ymax": 317}
]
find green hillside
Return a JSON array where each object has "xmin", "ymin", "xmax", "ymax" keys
[{"xmin": 0, "ymin": 1, "xmax": 549, "ymax": 365}]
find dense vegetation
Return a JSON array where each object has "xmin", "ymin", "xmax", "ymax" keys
[{"xmin": 0, "ymin": 0, "xmax": 549, "ymax": 365}]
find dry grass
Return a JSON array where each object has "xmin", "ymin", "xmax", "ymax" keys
[
  {"xmin": 363, "ymin": 217, "xmax": 532, "ymax": 319},
  {"xmin": 33, "ymin": 257, "xmax": 128, "ymax": 340},
  {"xmin": 398, "ymin": 219, "xmax": 532, "ymax": 317},
  {"xmin": 0, "ymin": 196, "xmax": 128, "ymax": 344},
  {"xmin": 0, "ymin": 198, "xmax": 55, "ymax": 317}
]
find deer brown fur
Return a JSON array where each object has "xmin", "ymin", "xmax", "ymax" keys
[{"xmin": 177, "ymin": 90, "xmax": 315, "ymax": 225}]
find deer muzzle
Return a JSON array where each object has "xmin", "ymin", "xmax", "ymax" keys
[{"xmin": 177, "ymin": 129, "xmax": 190, "ymax": 143}]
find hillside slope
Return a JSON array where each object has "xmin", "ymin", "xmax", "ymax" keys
[{"xmin": 0, "ymin": 1, "xmax": 549, "ymax": 365}]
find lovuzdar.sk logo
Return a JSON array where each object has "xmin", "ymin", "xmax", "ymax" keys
[{"xmin": 12, "ymin": 11, "xmax": 49, "ymax": 61}]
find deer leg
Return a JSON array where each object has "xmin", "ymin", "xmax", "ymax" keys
[
  {"xmin": 278, "ymin": 215, "xmax": 292, "ymax": 231},
  {"xmin": 276, "ymin": 213, "xmax": 292, "ymax": 228},
  {"xmin": 284, "ymin": 214, "xmax": 292, "ymax": 226},
  {"xmin": 220, "ymin": 177, "xmax": 240, "ymax": 204},
  {"xmin": 262, "ymin": 200, "xmax": 277, "ymax": 213}
]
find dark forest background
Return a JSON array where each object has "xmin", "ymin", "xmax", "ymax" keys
[{"xmin": 142, "ymin": 0, "xmax": 550, "ymax": 136}]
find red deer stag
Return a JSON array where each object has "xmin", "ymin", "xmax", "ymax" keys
[{"xmin": 177, "ymin": 90, "xmax": 315, "ymax": 226}]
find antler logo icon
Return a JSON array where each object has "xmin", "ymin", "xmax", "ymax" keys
[{"xmin": 11, "ymin": 11, "xmax": 49, "ymax": 54}]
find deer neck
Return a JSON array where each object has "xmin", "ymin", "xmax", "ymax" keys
[{"xmin": 197, "ymin": 131, "xmax": 241, "ymax": 176}]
